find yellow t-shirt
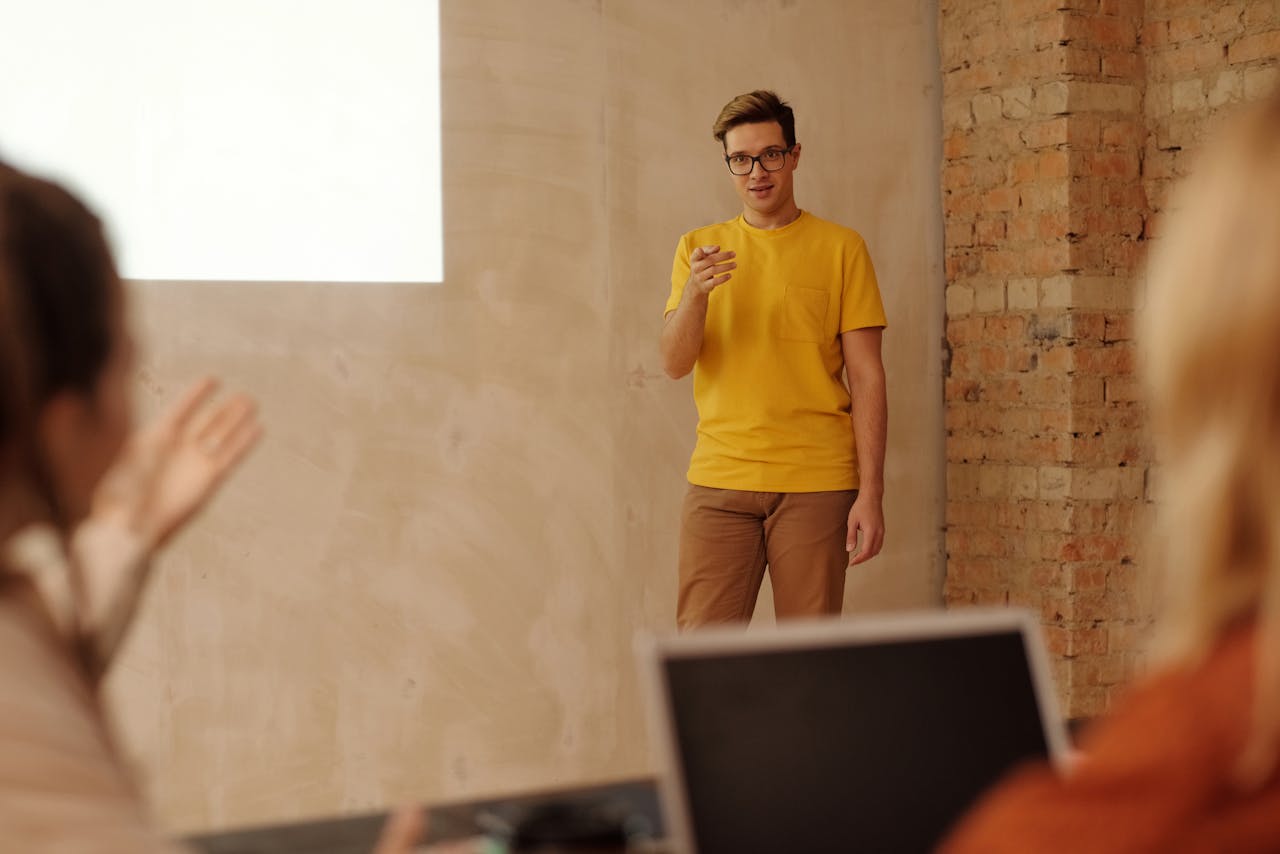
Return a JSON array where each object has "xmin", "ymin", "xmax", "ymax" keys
[{"xmin": 665, "ymin": 211, "xmax": 887, "ymax": 492}]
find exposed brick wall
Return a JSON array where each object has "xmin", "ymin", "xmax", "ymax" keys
[
  {"xmin": 941, "ymin": 0, "xmax": 1280, "ymax": 717},
  {"xmin": 941, "ymin": 0, "xmax": 1148, "ymax": 718},
  {"xmin": 1144, "ymin": 2, "xmax": 1280, "ymax": 230}
]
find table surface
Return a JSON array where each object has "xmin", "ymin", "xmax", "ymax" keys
[{"xmin": 183, "ymin": 777, "xmax": 664, "ymax": 854}]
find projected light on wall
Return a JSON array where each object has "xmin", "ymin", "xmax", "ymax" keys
[{"xmin": 0, "ymin": 1, "xmax": 442, "ymax": 283}]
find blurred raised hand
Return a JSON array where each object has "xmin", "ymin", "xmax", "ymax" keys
[
  {"xmin": 91, "ymin": 376, "xmax": 262, "ymax": 549},
  {"xmin": 72, "ymin": 377, "xmax": 262, "ymax": 673}
]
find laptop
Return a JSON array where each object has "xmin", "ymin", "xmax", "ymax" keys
[{"xmin": 641, "ymin": 608, "xmax": 1069, "ymax": 854}]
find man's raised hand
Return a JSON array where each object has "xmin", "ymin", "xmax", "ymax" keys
[{"xmin": 688, "ymin": 244, "xmax": 736, "ymax": 296}]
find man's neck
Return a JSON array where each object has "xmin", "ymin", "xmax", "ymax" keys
[{"xmin": 742, "ymin": 202, "xmax": 802, "ymax": 230}]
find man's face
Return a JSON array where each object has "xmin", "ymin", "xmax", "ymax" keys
[{"xmin": 723, "ymin": 121, "xmax": 800, "ymax": 220}]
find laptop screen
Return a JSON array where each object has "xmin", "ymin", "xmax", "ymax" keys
[{"xmin": 656, "ymin": 615, "xmax": 1061, "ymax": 853}]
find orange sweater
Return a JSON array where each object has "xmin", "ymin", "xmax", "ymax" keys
[{"xmin": 941, "ymin": 623, "xmax": 1280, "ymax": 853}]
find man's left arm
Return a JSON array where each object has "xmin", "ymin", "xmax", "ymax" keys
[{"xmin": 842, "ymin": 326, "xmax": 887, "ymax": 565}]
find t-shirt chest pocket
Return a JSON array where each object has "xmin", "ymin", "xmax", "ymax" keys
[{"xmin": 779, "ymin": 285, "xmax": 830, "ymax": 343}]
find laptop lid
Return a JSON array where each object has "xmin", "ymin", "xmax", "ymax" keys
[{"xmin": 641, "ymin": 608, "xmax": 1069, "ymax": 854}]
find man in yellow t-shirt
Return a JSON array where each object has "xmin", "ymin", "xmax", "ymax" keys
[{"xmin": 661, "ymin": 90, "xmax": 888, "ymax": 630}]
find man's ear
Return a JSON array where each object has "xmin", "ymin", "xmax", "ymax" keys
[{"xmin": 791, "ymin": 142, "xmax": 802, "ymax": 169}]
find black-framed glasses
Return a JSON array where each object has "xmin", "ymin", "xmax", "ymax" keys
[{"xmin": 725, "ymin": 147, "xmax": 794, "ymax": 176}]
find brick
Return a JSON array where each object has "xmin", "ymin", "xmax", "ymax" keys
[
  {"xmin": 1074, "ymin": 276, "xmax": 1136, "ymax": 310},
  {"xmin": 1105, "ymin": 375, "xmax": 1143, "ymax": 402},
  {"xmin": 1038, "ymin": 210, "xmax": 1071, "ymax": 240},
  {"xmin": 1145, "ymin": 82, "xmax": 1173, "ymax": 118},
  {"xmin": 948, "ymin": 221, "xmax": 976, "ymax": 249},
  {"xmin": 1069, "ymin": 14, "xmax": 1139, "ymax": 49},
  {"xmin": 1009, "ymin": 215, "xmax": 1038, "ymax": 242},
  {"xmin": 1074, "ymin": 344, "xmax": 1136, "ymax": 375},
  {"xmin": 1102, "ymin": 50, "xmax": 1144, "ymax": 78},
  {"xmin": 1010, "ymin": 154, "xmax": 1039, "ymax": 185},
  {"xmin": 1103, "ymin": 118, "xmax": 1146, "ymax": 148},
  {"xmin": 1148, "ymin": 41, "xmax": 1227, "ymax": 78},
  {"xmin": 1099, "ymin": 0, "xmax": 1143, "ymax": 16},
  {"xmin": 1070, "ymin": 82, "xmax": 1143, "ymax": 113},
  {"xmin": 1171, "ymin": 78, "xmax": 1207, "ymax": 112},
  {"xmin": 947, "ymin": 463, "xmax": 982, "ymax": 499},
  {"xmin": 1021, "ymin": 117, "xmax": 1070, "ymax": 148},
  {"xmin": 982, "ymin": 249, "xmax": 1021, "ymax": 275},
  {"xmin": 1008, "ymin": 0, "xmax": 1066, "ymax": 20},
  {"xmin": 1028, "ymin": 14, "xmax": 1069, "ymax": 48},
  {"xmin": 943, "ymin": 163, "xmax": 975, "ymax": 190},
  {"xmin": 943, "ymin": 98, "xmax": 975, "ymax": 132},
  {"xmin": 946, "ymin": 252, "xmax": 980, "ymax": 278},
  {"xmin": 947, "ymin": 316, "xmax": 986, "ymax": 345},
  {"xmin": 1141, "ymin": 19, "xmax": 1170, "ymax": 48},
  {"xmin": 1039, "ymin": 274, "xmax": 1073, "ymax": 308},
  {"xmin": 1105, "ymin": 313, "xmax": 1136, "ymax": 341},
  {"xmin": 1243, "ymin": 2, "xmax": 1278, "ymax": 27},
  {"xmin": 1034, "ymin": 81, "xmax": 1071, "ymax": 114},
  {"xmin": 976, "ymin": 218, "xmax": 1007, "ymax": 244},
  {"xmin": 1020, "ymin": 180, "xmax": 1070, "ymax": 211},
  {"xmin": 1008, "ymin": 278, "xmax": 1039, "ymax": 310},
  {"xmin": 1208, "ymin": 69, "xmax": 1244, "ymax": 107},
  {"xmin": 1245, "ymin": 63, "xmax": 1280, "ymax": 100},
  {"xmin": 943, "ymin": 132, "xmax": 972, "ymax": 159},
  {"xmin": 1038, "ymin": 149, "xmax": 1071, "ymax": 178},
  {"xmin": 1167, "ymin": 15, "xmax": 1205, "ymax": 44},
  {"xmin": 1027, "ymin": 243, "xmax": 1072, "ymax": 275},
  {"xmin": 946, "ymin": 285, "xmax": 975, "ymax": 317},
  {"xmin": 973, "ymin": 92, "xmax": 1004, "ymax": 124},
  {"xmin": 1002, "ymin": 85, "xmax": 1035, "ymax": 119},
  {"xmin": 985, "ymin": 187, "xmax": 1021, "ymax": 212},
  {"xmin": 1211, "ymin": 5, "xmax": 1247, "ymax": 35},
  {"xmin": 1229, "ymin": 29, "xmax": 1280, "ymax": 64},
  {"xmin": 974, "ymin": 280, "xmax": 1007, "ymax": 313},
  {"xmin": 1085, "ymin": 151, "xmax": 1141, "ymax": 178}
]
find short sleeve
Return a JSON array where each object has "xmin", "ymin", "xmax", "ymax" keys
[
  {"xmin": 665, "ymin": 234, "xmax": 692, "ymax": 317},
  {"xmin": 840, "ymin": 235, "xmax": 888, "ymax": 333}
]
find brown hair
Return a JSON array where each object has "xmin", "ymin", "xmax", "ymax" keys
[
  {"xmin": 0, "ymin": 163, "xmax": 120, "ymax": 531},
  {"xmin": 712, "ymin": 90, "xmax": 796, "ymax": 149}
]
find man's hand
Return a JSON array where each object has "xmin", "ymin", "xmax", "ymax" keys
[
  {"xmin": 90, "ymin": 376, "xmax": 263, "ymax": 549},
  {"xmin": 687, "ymin": 244, "xmax": 736, "ymax": 296},
  {"xmin": 662, "ymin": 244, "xmax": 737, "ymax": 379},
  {"xmin": 846, "ymin": 493, "xmax": 884, "ymax": 566}
]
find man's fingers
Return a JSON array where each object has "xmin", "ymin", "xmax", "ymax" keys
[
  {"xmin": 848, "ymin": 526, "xmax": 885, "ymax": 566},
  {"xmin": 691, "ymin": 244, "xmax": 718, "ymax": 264}
]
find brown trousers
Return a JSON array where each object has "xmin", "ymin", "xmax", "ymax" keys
[{"xmin": 676, "ymin": 484, "xmax": 858, "ymax": 630}]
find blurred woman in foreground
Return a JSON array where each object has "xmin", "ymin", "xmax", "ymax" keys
[
  {"xmin": 942, "ymin": 91, "xmax": 1280, "ymax": 852},
  {"xmin": 0, "ymin": 163, "xmax": 421, "ymax": 852}
]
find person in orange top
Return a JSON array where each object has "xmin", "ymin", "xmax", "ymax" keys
[
  {"xmin": 661, "ymin": 90, "xmax": 888, "ymax": 630},
  {"xmin": 941, "ymin": 91, "xmax": 1280, "ymax": 853}
]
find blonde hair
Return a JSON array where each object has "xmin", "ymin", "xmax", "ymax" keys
[{"xmin": 1141, "ymin": 91, "xmax": 1280, "ymax": 784}]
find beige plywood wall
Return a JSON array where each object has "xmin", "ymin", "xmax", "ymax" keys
[{"xmin": 104, "ymin": 0, "xmax": 944, "ymax": 833}]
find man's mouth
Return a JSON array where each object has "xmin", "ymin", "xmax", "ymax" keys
[{"xmin": 749, "ymin": 184, "xmax": 773, "ymax": 193}]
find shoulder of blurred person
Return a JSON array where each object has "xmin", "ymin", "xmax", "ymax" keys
[
  {"xmin": 0, "ymin": 547, "xmax": 189, "ymax": 853},
  {"xmin": 940, "ymin": 619, "xmax": 1280, "ymax": 854}
]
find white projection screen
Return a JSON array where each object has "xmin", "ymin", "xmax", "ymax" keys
[{"xmin": 0, "ymin": 1, "xmax": 442, "ymax": 283}]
